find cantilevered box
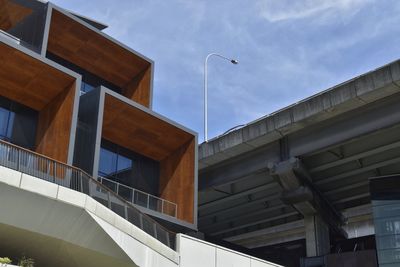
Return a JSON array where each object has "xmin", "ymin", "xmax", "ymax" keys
[
  {"xmin": 0, "ymin": 35, "xmax": 80, "ymax": 164},
  {"xmin": 45, "ymin": 7, "xmax": 153, "ymax": 108},
  {"xmin": 74, "ymin": 87, "xmax": 198, "ymax": 230}
]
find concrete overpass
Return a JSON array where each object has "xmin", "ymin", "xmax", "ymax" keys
[{"xmin": 198, "ymin": 59, "xmax": 400, "ymax": 266}]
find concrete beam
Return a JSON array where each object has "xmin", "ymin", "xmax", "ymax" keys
[
  {"xmin": 325, "ymin": 181, "xmax": 369, "ymax": 196},
  {"xmin": 199, "ymin": 142, "xmax": 280, "ymax": 190},
  {"xmin": 332, "ymin": 193, "xmax": 370, "ymax": 204},
  {"xmin": 309, "ymin": 140, "xmax": 400, "ymax": 173},
  {"xmin": 200, "ymin": 204, "xmax": 288, "ymax": 232},
  {"xmin": 224, "ymin": 220, "xmax": 304, "ymax": 243},
  {"xmin": 199, "ymin": 182, "xmax": 279, "ymax": 210},
  {"xmin": 199, "ymin": 193, "xmax": 281, "ymax": 221},
  {"xmin": 289, "ymin": 91, "xmax": 400, "ymax": 157},
  {"xmin": 209, "ymin": 211, "xmax": 299, "ymax": 236},
  {"xmin": 316, "ymin": 156, "xmax": 400, "ymax": 186},
  {"xmin": 200, "ymin": 93, "xmax": 400, "ymax": 189},
  {"xmin": 237, "ymin": 226, "xmax": 305, "ymax": 249}
]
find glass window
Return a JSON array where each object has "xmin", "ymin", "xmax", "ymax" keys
[
  {"xmin": 80, "ymin": 82, "xmax": 95, "ymax": 95},
  {"xmin": 0, "ymin": 107, "xmax": 14, "ymax": 141},
  {"xmin": 98, "ymin": 147, "xmax": 118, "ymax": 177},
  {"xmin": 117, "ymin": 154, "xmax": 132, "ymax": 173},
  {"xmin": 98, "ymin": 139, "xmax": 159, "ymax": 196}
]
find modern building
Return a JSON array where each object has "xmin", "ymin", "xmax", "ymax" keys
[
  {"xmin": 0, "ymin": 0, "xmax": 197, "ymax": 230},
  {"xmin": 198, "ymin": 59, "xmax": 400, "ymax": 266},
  {"xmin": 0, "ymin": 1, "xmax": 280, "ymax": 267}
]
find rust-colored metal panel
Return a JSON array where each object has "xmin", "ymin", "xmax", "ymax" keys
[
  {"xmin": 122, "ymin": 66, "xmax": 151, "ymax": 108},
  {"xmin": 0, "ymin": 43, "xmax": 75, "ymax": 110},
  {"xmin": 35, "ymin": 82, "xmax": 76, "ymax": 163},
  {"xmin": 102, "ymin": 94, "xmax": 193, "ymax": 161},
  {"xmin": 160, "ymin": 139, "xmax": 195, "ymax": 223},
  {"xmin": 47, "ymin": 9, "xmax": 152, "ymax": 107}
]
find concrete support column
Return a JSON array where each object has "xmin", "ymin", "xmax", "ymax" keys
[{"xmin": 305, "ymin": 215, "xmax": 330, "ymax": 257}]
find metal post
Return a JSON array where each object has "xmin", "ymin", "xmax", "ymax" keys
[
  {"xmin": 204, "ymin": 56, "xmax": 208, "ymax": 143},
  {"xmin": 107, "ymin": 191, "xmax": 111, "ymax": 209},
  {"xmin": 80, "ymin": 171, "xmax": 83, "ymax": 193},
  {"xmin": 204, "ymin": 53, "xmax": 238, "ymax": 142},
  {"xmin": 53, "ymin": 163, "xmax": 56, "ymax": 183},
  {"xmin": 139, "ymin": 213, "xmax": 143, "ymax": 229},
  {"xmin": 17, "ymin": 148, "xmax": 20, "ymax": 171},
  {"xmin": 124, "ymin": 204, "xmax": 128, "ymax": 220},
  {"xmin": 153, "ymin": 223, "xmax": 158, "ymax": 239}
]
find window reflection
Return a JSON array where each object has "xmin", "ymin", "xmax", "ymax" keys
[
  {"xmin": 80, "ymin": 82, "xmax": 95, "ymax": 95},
  {"xmin": 98, "ymin": 139, "xmax": 159, "ymax": 196},
  {"xmin": 0, "ymin": 97, "xmax": 37, "ymax": 149},
  {"xmin": 98, "ymin": 147, "xmax": 118, "ymax": 176},
  {"xmin": 0, "ymin": 107, "xmax": 14, "ymax": 141}
]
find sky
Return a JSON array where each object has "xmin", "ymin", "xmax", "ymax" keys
[{"xmin": 50, "ymin": 0, "xmax": 400, "ymax": 143}]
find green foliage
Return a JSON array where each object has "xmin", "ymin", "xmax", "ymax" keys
[
  {"xmin": 18, "ymin": 257, "xmax": 34, "ymax": 267},
  {"xmin": 0, "ymin": 257, "xmax": 12, "ymax": 264}
]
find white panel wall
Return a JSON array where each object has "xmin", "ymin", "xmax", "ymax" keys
[
  {"xmin": 179, "ymin": 235, "xmax": 216, "ymax": 267},
  {"xmin": 178, "ymin": 234, "xmax": 283, "ymax": 267},
  {"xmin": 216, "ymin": 247, "xmax": 251, "ymax": 267}
]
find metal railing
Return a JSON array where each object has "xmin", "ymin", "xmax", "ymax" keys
[
  {"xmin": 0, "ymin": 139, "xmax": 176, "ymax": 250},
  {"xmin": 98, "ymin": 176, "xmax": 178, "ymax": 218}
]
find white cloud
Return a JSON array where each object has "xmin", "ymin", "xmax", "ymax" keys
[{"xmin": 257, "ymin": 0, "xmax": 371, "ymax": 22}]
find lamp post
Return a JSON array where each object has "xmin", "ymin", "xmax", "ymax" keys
[{"xmin": 204, "ymin": 53, "xmax": 238, "ymax": 143}]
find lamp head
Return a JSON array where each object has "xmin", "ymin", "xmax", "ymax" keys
[{"xmin": 231, "ymin": 59, "xmax": 238, "ymax": 64}]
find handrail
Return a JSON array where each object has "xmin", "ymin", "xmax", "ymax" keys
[
  {"xmin": 98, "ymin": 176, "xmax": 178, "ymax": 218},
  {"xmin": 0, "ymin": 139, "xmax": 176, "ymax": 250}
]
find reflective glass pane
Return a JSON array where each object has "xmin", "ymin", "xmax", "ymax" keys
[
  {"xmin": 6, "ymin": 112, "xmax": 14, "ymax": 139},
  {"xmin": 80, "ymin": 82, "xmax": 95, "ymax": 94},
  {"xmin": 117, "ymin": 154, "xmax": 132, "ymax": 173},
  {"xmin": 0, "ymin": 107, "xmax": 13, "ymax": 140},
  {"xmin": 98, "ymin": 148, "xmax": 117, "ymax": 177}
]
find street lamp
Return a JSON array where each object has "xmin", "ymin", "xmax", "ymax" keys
[{"xmin": 204, "ymin": 53, "xmax": 238, "ymax": 143}]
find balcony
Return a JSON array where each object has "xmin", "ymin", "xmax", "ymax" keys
[
  {"xmin": 98, "ymin": 176, "xmax": 178, "ymax": 218},
  {"xmin": 0, "ymin": 138, "xmax": 176, "ymax": 249}
]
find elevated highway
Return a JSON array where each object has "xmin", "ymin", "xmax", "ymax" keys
[{"xmin": 198, "ymin": 59, "xmax": 400, "ymax": 266}]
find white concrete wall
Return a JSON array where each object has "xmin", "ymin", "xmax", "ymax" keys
[{"xmin": 177, "ymin": 234, "xmax": 283, "ymax": 267}]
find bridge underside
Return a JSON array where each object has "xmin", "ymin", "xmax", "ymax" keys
[{"xmin": 198, "ymin": 60, "xmax": 400, "ymax": 266}]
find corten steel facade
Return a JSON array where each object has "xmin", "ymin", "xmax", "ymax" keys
[{"xmin": 0, "ymin": 0, "xmax": 198, "ymax": 230}]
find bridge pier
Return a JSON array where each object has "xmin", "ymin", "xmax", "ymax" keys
[{"xmin": 305, "ymin": 215, "xmax": 330, "ymax": 257}]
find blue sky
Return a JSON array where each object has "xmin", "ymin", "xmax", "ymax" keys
[{"xmin": 50, "ymin": 0, "xmax": 400, "ymax": 142}]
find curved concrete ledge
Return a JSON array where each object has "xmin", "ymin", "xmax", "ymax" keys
[{"xmin": 0, "ymin": 165, "xmax": 179, "ymax": 266}]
